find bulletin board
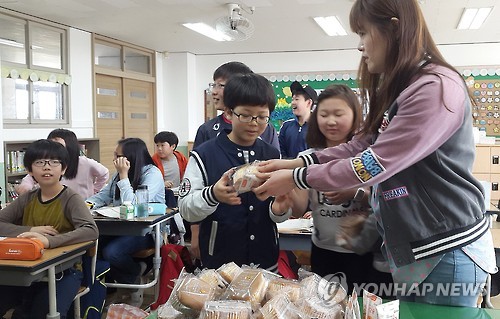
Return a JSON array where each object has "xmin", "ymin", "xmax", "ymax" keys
[
  {"xmin": 463, "ymin": 69, "xmax": 500, "ymax": 136},
  {"xmin": 264, "ymin": 71, "xmax": 360, "ymax": 132},
  {"xmin": 266, "ymin": 67, "xmax": 500, "ymax": 136}
]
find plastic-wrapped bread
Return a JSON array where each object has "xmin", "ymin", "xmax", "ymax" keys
[
  {"xmin": 177, "ymin": 276, "xmax": 216, "ymax": 311},
  {"xmin": 260, "ymin": 294, "xmax": 301, "ymax": 319},
  {"xmin": 217, "ymin": 262, "xmax": 242, "ymax": 283},
  {"xmin": 299, "ymin": 296, "xmax": 344, "ymax": 319},
  {"xmin": 226, "ymin": 268, "xmax": 268, "ymax": 305},
  {"xmin": 198, "ymin": 268, "xmax": 228, "ymax": 298},
  {"xmin": 230, "ymin": 161, "xmax": 263, "ymax": 194},
  {"xmin": 200, "ymin": 300, "xmax": 252, "ymax": 319},
  {"xmin": 299, "ymin": 274, "xmax": 347, "ymax": 307},
  {"xmin": 157, "ymin": 303, "xmax": 185, "ymax": 319},
  {"xmin": 266, "ymin": 277, "xmax": 301, "ymax": 303}
]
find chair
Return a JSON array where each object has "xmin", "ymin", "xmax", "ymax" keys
[{"xmin": 73, "ymin": 240, "xmax": 98, "ymax": 319}]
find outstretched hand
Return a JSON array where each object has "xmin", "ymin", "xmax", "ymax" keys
[
  {"xmin": 257, "ymin": 158, "xmax": 303, "ymax": 173},
  {"xmin": 253, "ymin": 169, "xmax": 296, "ymax": 200},
  {"xmin": 213, "ymin": 168, "xmax": 241, "ymax": 205}
]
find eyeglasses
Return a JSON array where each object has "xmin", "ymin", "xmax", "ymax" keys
[
  {"xmin": 208, "ymin": 83, "xmax": 225, "ymax": 90},
  {"xmin": 33, "ymin": 159, "xmax": 62, "ymax": 167},
  {"xmin": 232, "ymin": 111, "xmax": 270, "ymax": 124}
]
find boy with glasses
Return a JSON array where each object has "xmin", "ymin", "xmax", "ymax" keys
[
  {"xmin": 193, "ymin": 61, "xmax": 279, "ymax": 150},
  {"xmin": 179, "ymin": 73, "xmax": 288, "ymax": 272},
  {"xmin": 0, "ymin": 139, "xmax": 98, "ymax": 319}
]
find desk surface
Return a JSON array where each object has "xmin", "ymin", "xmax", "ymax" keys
[
  {"xmin": 0, "ymin": 241, "xmax": 94, "ymax": 286},
  {"xmin": 94, "ymin": 209, "xmax": 177, "ymax": 236}
]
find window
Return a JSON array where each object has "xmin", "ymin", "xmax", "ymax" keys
[
  {"xmin": 94, "ymin": 37, "xmax": 153, "ymax": 76},
  {"xmin": 0, "ymin": 13, "xmax": 68, "ymax": 125}
]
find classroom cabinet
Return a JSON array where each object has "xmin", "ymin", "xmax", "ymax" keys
[
  {"xmin": 473, "ymin": 145, "xmax": 500, "ymax": 203},
  {"xmin": 3, "ymin": 138, "xmax": 100, "ymax": 203}
]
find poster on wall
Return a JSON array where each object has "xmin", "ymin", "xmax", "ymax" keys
[
  {"xmin": 461, "ymin": 67, "xmax": 500, "ymax": 137},
  {"xmin": 264, "ymin": 72, "xmax": 360, "ymax": 132}
]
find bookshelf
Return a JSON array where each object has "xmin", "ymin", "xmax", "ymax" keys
[{"xmin": 3, "ymin": 138, "xmax": 100, "ymax": 203}]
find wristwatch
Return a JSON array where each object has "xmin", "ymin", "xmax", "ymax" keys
[{"xmin": 353, "ymin": 188, "xmax": 365, "ymax": 202}]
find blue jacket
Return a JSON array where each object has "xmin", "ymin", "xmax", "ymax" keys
[
  {"xmin": 278, "ymin": 118, "xmax": 308, "ymax": 159},
  {"xmin": 179, "ymin": 131, "xmax": 282, "ymax": 271},
  {"xmin": 87, "ymin": 164, "xmax": 165, "ymax": 208}
]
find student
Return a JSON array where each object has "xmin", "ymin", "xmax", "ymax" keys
[
  {"xmin": 179, "ymin": 73, "xmax": 285, "ymax": 272},
  {"xmin": 152, "ymin": 131, "xmax": 188, "ymax": 190},
  {"xmin": 193, "ymin": 61, "xmax": 279, "ymax": 150},
  {"xmin": 278, "ymin": 81, "xmax": 317, "ymax": 159},
  {"xmin": 281, "ymin": 84, "xmax": 392, "ymax": 293},
  {"xmin": 0, "ymin": 139, "xmax": 99, "ymax": 319},
  {"xmin": 16, "ymin": 128, "xmax": 109, "ymax": 198},
  {"xmin": 191, "ymin": 61, "xmax": 280, "ymax": 263},
  {"xmin": 86, "ymin": 137, "xmax": 164, "ymax": 307},
  {"xmin": 254, "ymin": 0, "xmax": 496, "ymax": 307}
]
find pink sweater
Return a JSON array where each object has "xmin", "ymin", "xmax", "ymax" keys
[{"xmin": 19, "ymin": 156, "xmax": 109, "ymax": 198}]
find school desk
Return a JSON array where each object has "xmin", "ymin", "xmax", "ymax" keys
[
  {"xmin": 0, "ymin": 240, "xmax": 95, "ymax": 319},
  {"xmin": 93, "ymin": 208, "xmax": 177, "ymax": 298}
]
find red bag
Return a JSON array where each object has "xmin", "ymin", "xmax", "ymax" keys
[
  {"xmin": 150, "ymin": 244, "xmax": 193, "ymax": 310},
  {"xmin": 0, "ymin": 237, "xmax": 45, "ymax": 260}
]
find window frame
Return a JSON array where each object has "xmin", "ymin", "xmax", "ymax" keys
[{"xmin": 0, "ymin": 11, "xmax": 69, "ymax": 127}]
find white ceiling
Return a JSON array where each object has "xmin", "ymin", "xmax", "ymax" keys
[{"xmin": 0, "ymin": 0, "xmax": 499, "ymax": 55}]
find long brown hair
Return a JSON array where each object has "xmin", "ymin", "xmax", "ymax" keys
[
  {"xmin": 349, "ymin": 0, "xmax": 464, "ymax": 135},
  {"xmin": 307, "ymin": 85, "xmax": 362, "ymax": 148}
]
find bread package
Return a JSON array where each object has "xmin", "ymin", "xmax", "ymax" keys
[
  {"xmin": 177, "ymin": 276, "xmax": 216, "ymax": 311},
  {"xmin": 266, "ymin": 277, "xmax": 301, "ymax": 303},
  {"xmin": 200, "ymin": 300, "xmax": 252, "ymax": 319},
  {"xmin": 299, "ymin": 296, "xmax": 344, "ymax": 319},
  {"xmin": 336, "ymin": 212, "xmax": 368, "ymax": 246},
  {"xmin": 230, "ymin": 161, "xmax": 263, "ymax": 194},
  {"xmin": 226, "ymin": 268, "xmax": 268, "ymax": 305},
  {"xmin": 217, "ymin": 262, "xmax": 242, "ymax": 283},
  {"xmin": 260, "ymin": 294, "xmax": 301, "ymax": 319}
]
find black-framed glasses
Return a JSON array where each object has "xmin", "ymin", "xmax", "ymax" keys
[
  {"xmin": 232, "ymin": 111, "xmax": 270, "ymax": 124},
  {"xmin": 208, "ymin": 83, "xmax": 225, "ymax": 90},
  {"xmin": 33, "ymin": 159, "xmax": 62, "ymax": 167}
]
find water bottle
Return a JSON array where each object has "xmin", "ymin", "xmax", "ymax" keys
[{"xmin": 135, "ymin": 185, "xmax": 149, "ymax": 218}]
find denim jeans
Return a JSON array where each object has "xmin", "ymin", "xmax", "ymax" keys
[
  {"xmin": 101, "ymin": 234, "xmax": 154, "ymax": 284},
  {"xmin": 398, "ymin": 248, "xmax": 488, "ymax": 307},
  {"xmin": 0, "ymin": 268, "xmax": 83, "ymax": 319}
]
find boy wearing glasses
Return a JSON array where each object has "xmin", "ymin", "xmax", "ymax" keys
[
  {"xmin": 193, "ymin": 61, "xmax": 279, "ymax": 150},
  {"xmin": 0, "ymin": 139, "xmax": 98, "ymax": 319},
  {"xmin": 179, "ymin": 73, "xmax": 287, "ymax": 272}
]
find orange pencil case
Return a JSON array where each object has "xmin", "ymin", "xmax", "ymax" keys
[{"xmin": 0, "ymin": 237, "xmax": 45, "ymax": 260}]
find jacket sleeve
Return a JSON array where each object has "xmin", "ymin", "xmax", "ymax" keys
[
  {"xmin": 86, "ymin": 174, "xmax": 115, "ymax": 208},
  {"xmin": 116, "ymin": 165, "xmax": 165, "ymax": 204},
  {"xmin": 179, "ymin": 153, "xmax": 219, "ymax": 223},
  {"xmin": 301, "ymin": 72, "xmax": 467, "ymax": 192}
]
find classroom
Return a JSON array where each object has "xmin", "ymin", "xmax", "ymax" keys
[{"xmin": 1, "ymin": 0, "xmax": 500, "ymax": 318}]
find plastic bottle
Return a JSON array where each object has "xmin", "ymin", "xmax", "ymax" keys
[
  {"xmin": 120, "ymin": 201, "xmax": 134, "ymax": 220},
  {"xmin": 135, "ymin": 185, "xmax": 149, "ymax": 218}
]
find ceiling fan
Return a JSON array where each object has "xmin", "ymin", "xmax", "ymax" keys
[{"xmin": 215, "ymin": 3, "xmax": 255, "ymax": 41}]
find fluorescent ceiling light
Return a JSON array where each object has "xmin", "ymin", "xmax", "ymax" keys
[
  {"xmin": 0, "ymin": 38, "xmax": 24, "ymax": 48},
  {"xmin": 313, "ymin": 16, "xmax": 347, "ymax": 36},
  {"xmin": 182, "ymin": 23, "xmax": 231, "ymax": 41},
  {"xmin": 457, "ymin": 7, "xmax": 492, "ymax": 30}
]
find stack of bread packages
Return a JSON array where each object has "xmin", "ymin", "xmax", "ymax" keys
[{"xmin": 156, "ymin": 262, "xmax": 348, "ymax": 319}]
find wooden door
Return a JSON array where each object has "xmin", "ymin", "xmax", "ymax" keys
[
  {"xmin": 95, "ymin": 74, "xmax": 123, "ymax": 174},
  {"xmin": 123, "ymin": 78, "xmax": 155, "ymax": 154}
]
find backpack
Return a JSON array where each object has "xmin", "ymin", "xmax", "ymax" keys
[
  {"xmin": 150, "ymin": 244, "xmax": 194, "ymax": 310},
  {"xmin": 79, "ymin": 257, "xmax": 110, "ymax": 319}
]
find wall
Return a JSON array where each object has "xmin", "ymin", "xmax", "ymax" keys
[{"xmin": 159, "ymin": 43, "xmax": 500, "ymax": 144}]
